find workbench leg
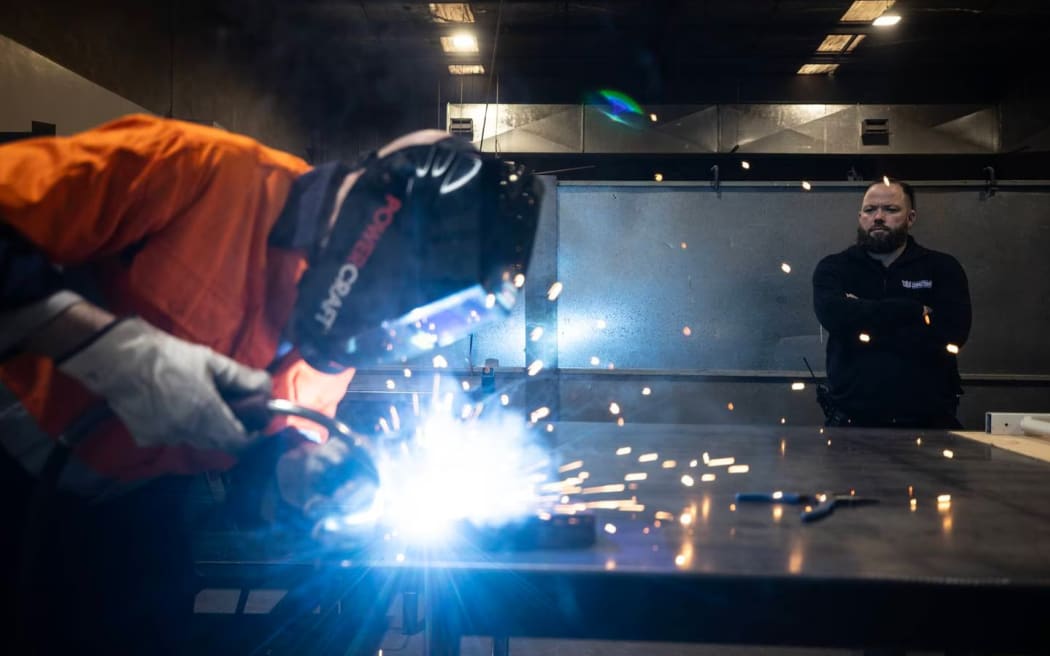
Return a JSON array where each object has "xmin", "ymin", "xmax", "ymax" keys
[{"xmin": 491, "ymin": 635, "xmax": 510, "ymax": 656}]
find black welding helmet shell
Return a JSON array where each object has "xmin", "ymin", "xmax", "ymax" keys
[{"xmin": 293, "ymin": 137, "xmax": 542, "ymax": 373}]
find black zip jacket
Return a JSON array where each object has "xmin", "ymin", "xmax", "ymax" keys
[{"xmin": 812, "ymin": 236, "xmax": 971, "ymax": 421}]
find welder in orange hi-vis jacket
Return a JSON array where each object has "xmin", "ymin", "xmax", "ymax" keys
[{"xmin": 0, "ymin": 114, "xmax": 541, "ymax": 654}]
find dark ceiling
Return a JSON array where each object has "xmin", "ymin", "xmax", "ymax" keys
[
  {"xmin": 208, "ymin": 0, "xmax": 1048, "ymax": 105},
  {"xmin": 5, "ymin": 1, "xmax": 1049, "ymax": 137}
]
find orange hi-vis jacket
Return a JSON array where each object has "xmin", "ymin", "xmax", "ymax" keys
[{"xmin": 0, "ymin": 114, "xmax": 354, "ymax": 485}]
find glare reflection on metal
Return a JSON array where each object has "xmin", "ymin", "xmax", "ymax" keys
[
  {"xmin": 681, "ymin": 475, "xmax": 695, "ymax": 487},
  {"xmin": 707, "ymin": 457, "xmax": 735, "ymax": 467},
  {"xmin": 617, "ymin": 417, "xmax": 625, "ymax": 427},
  {"xmin": 596, "ymin": 319, "xmax": 607, "ymax": 329},
  {"xmin": 642, "ymin": 387, "xmax": 652, "ymax": 396},
  {"xmin": 773, "ymin": 506, "xmax": 784, "ymax": 522},
  {"xmin": 582, "ymin": 483, "xmax": 626, "ymax": 494},
  {"xmin": 625, "ymin": 472, "xmax": 648, "ymax": 481},
  {"xmin": 701, "ymin": 496, "xmax": 711, "ymax": 521},
  {"xmin": 780, "ymin": 439, "xmax": 786, "ymax": 456},
  {"xmin": 728, "ymin": 464, "xmax": 750, "ymax": 474},
  {"xmin": 662, "ymin": 460, "xmax": 677, "ymax": 469},
  {"xmin": 390, "ymin": 406, "xmax": 401, "ymax": 432},
  {"xmin": 701, "ymin": 473, "xmax": 716, "ymax": 482},
  {"xmin": 638, "ymin": 452, "xmax": 658, "ymax": 463},
  {"xmin": 546, "ymin": 281, "xmax": 564, "ymax": 301},
  {"xmin": 499, "ymin": 394, "xmax": 510, "ymax": 406},
  {"xmin": 908, "ymin": 485, "xmax": 914, "ymax": 496},
  {"xmin": 527, "ymin": 360, "xmax": 544, "ymax": 376},
  {"xmin": 578, "ymin": 471, "xmax": 589, "ymax": 480},
  {"xmin": 610, "ymin": 402, "xmax": 622, "ymax": 415},
  {"xmin": 781, "ymin": 262, "xmax": 792, "ymax": 274},
  {"xmin": 558, "ymin": 460, "xmax": 584, "ymax": 473},
  {"xmin": 605, "ymin": 559, "xmax": 617, "ymax": 570},
  {"xmin": 942, "ymin": 515, "xmax": 953, "ymax": 533},
  {"xmin": 943, "ymin": 449, "xmax": 954, "ymax": 459},
  {"xmin": 910, "ymin": 498, "xmax": 918, "ymax": 512},
  {"xmin": 396, "ymin": 553, "xmax": 406, "ymax": 563},
  {"xmin": 788, "ymin": 545, "xmax": 804, "ymax": 574}
]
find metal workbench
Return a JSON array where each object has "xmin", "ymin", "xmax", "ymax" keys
[{"xmin": 192, "ymin": 423, "xmax": 1050, "ymax": 655}]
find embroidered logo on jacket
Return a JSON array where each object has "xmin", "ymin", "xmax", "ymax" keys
[{"xmin": 901, "ymin": 279, "xmax": 933, "ymax": 289}]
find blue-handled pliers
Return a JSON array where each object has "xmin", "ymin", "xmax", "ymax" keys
[{"xmin": 735, "ymin": 491, "xmax": 879, "ymax": 523}]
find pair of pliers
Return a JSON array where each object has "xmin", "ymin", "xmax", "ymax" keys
[{"xmin": 735, "ymin": 491, "xmax": 879, "ymax": 523}]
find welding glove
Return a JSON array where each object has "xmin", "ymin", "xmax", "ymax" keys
[
  {"xmin": 58, "ymin": 317, "xmax": 272, "ymax": 451},
  {"xmin": 275, "ymin": 438, "xmax": 379, "ymax": 525}
]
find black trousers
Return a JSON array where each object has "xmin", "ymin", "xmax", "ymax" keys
[{"xmin": 0, "ymin": 448, "xmax": 195, "ymax": 655}]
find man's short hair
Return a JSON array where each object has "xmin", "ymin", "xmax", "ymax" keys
[{"xmin": 869, "ymin": 178, "xmax": 916, "ymax": 210}]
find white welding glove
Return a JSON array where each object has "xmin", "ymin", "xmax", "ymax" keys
[
  {"xmin": 275, "ymin": 439, "xmax": 378, "ymax": 520},
  {"xmin": 58, "ymin": 317, "xmax": 272, "ymax": 451}
]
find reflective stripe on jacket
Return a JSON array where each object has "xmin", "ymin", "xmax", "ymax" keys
[{"xmin": 0, "ymin": 114, "xmax": 354, "ymax": 487}]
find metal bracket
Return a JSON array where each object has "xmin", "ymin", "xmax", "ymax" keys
[{"xmin": 981, "ymin": 165, "xmax": 997, "ymax": 200}]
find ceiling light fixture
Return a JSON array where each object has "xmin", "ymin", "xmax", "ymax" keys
[
  {"xmin": 448, "ymin": 64, "xmax": 485, "ymax": 75},
  {"xmin": 429, "ymin": 3, "xmax": 475, "ymax": 23},
  {"xmin": 872, "ymin": 14, "xmax": 902, "ymax": 26},
  {"xmin": 441, "ymin": 33, "xmax": 479, "ymax": 53}
]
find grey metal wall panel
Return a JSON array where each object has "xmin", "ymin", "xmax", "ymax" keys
[
  {"xmin": 0, "ymin": 34, "xmax": 147, "ymax": 134},
  {"xmin": 556, "ymin": 184, "xmax": 1050, "ymax": 376},
  {"xmin": 450, "ymin": 102, "xmax": 1002, "ymax": 154}
]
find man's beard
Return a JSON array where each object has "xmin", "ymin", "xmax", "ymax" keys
[{"xmin": 857, "ymin": 224, "xmax": 908, "ymax": 254}]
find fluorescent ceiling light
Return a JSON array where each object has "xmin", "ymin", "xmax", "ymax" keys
[
  {"xmin": 841, "ymin": 0, "xmax": 895, "ymax": 22},
  {"xmin": 429, "ymin": 3, "xmax": 475, "ymax": 23},
  {"xmin": 441, "ymin": 33, "xmax": 479, "ymax": 53},
  {"xmin": 797, "ymin": 64, "xmax": 839, "ymax": 75},
  {"xmin": 449, "ymin": 64, "xmax": 485, "ymax": 75},
  {"xmin": 873, "ymin": 14, "xmax": 902, "ymax": 26},
  {"xmin": 817, "ymin": 34, "xmax": 865, "ymax": 53}
]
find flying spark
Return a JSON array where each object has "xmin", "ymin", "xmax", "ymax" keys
[
  {"xmin": 530, "ymin": 326, "xmax": 544, "ymax": 341},
  {"xmin": 642, "ymin": 387, "xmax": 651, "ymax": 395},
  {"xmin": 527, "ymin": 360, "xmax": 544, "ymax": 376},
  {"xmin": 781, "ymin": 262, "xmax": 792, "ymax": 274},
  {"xmin": 801, "ymin": 181, "xmax": 812, "ymax": 191},
  {"xmin": 433, "ymin": 355, "xmax": 449, "ymax": 368},
  {"xmin": 609, "ymin": 402, "xmax": 621, "ymax": 415},
  {"xmin": 791, "ymin": 382, "xmax": 805, "ymax": 391},
  {"xmin": 546, "ymin": 282, "xmax": 564, "ymax": 301},
  {"xmin": 638, "ymin": 452, "xmax": 658, "ymax": 463}
]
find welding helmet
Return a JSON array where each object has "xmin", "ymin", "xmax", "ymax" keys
[{"xmin": 293, "ymin": 137, "xmax": 542, "ymax": 373}]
